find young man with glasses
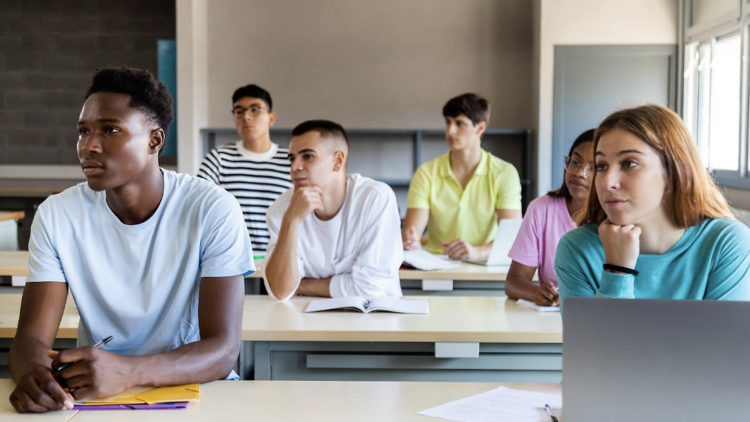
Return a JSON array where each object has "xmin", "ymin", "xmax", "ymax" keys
[{"xmin": 198, "ymin": 84, "xmax": 293, "ymax": 253}]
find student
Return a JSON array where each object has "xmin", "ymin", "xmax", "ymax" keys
[
  {"xmin": 9, "ymin": 67, "xmax": 254, "ymax": 413},
  {"xmin": 505, "ymin": 129, "xmax": 595, "ymax": 306},
  {"xmin": 263, "ymin": 120, "xmax": 403, "ymax": 301},
  {"xmin": 197, "ymin": 84, "xmax": 293, "ymax": 253},
  {"xmin": 556, "ymin": 104, "xmax": 750, "ymax": 310},
  {"xmin": 402, "ymin": 93, "xmax": 522, "ymax": 260}
]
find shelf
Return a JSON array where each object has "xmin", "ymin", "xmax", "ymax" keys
[{"xmin": 201, "ymin": 127, "xmax": 534, "ymax": 211}]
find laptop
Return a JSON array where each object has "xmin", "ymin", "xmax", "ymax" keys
[
  {"xmin": 563, "ymin": 297, "xmax": 750, "ymax": 422},
  {"xmin": 464, "ymin": 218, "xmax": 522, "ymax": 266}
]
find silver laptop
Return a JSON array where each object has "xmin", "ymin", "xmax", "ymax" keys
[
  {"xmin": 465, "ymin": 218, "xmax": 522, "ymax": 266},
  {"xmin": 563, "ymin": 297, "xmax": 750, "ymax": 422}
]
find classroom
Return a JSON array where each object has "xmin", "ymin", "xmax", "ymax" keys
[{"xmin": 1, "ymin": 0, "xmax": 749, "ymax": 420}]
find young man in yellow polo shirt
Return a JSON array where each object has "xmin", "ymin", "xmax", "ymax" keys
[{"xmin": 402, "ymin": 93, "xmax": 522, "ymax": 260}]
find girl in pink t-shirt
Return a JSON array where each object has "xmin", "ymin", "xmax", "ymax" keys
[{"xmin": 505, "ymin": 129, "xmax": 594, "ymax": 306}]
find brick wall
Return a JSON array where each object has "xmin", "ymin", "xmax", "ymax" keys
[{"xmin": 0, "ymin": 0, "xmax": 175, "ymax": 165}]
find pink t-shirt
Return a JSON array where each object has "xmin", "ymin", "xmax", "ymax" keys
[{"xmin": 508, "ymin": 195, "xmax": 576, "ymax": 285}]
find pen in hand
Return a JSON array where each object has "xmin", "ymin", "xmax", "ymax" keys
[
  {"xmin": 55, "ymin": 335, "xmax": 114, "ymax": 374},
  {"xmin": 545, "ymin": 404, "xmax": 559, "ymax": 422}
]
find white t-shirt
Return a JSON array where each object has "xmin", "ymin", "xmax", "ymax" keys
[
  {"xmin": 264, "ymin": 174, "xmax": 403, "ymax": 301},
  {"xmin": 27, "ymin": 170, "xmax": 255, "ymax": 355}
]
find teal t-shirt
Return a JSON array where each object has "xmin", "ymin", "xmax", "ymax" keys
[{"xmin": 555, "ymin": 218, "xmax": 750, "ymax": 311}]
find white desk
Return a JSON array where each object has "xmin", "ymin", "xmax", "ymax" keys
[
  {"xmin": 3, "ymin": 252, "xmax": 516, "ymax": 295},
  {"xmin": 0, "ymin": 378, "xmax": 563, "ymax": 421},
  {"xmin": 0, "ymin": 294, "xmax": 562, "ymax": 383},
  {"xmin": 240, "ymin": 295, "xmax": 562, "ymax": 382}
]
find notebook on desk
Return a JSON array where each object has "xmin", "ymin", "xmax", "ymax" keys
[
  {"xmin": 465, "ymin": 218, "xmax": 522, "ymax": 266},
  {"xmin": 563, "ymin": 298, "xmax": 750, "ymax": 422}
]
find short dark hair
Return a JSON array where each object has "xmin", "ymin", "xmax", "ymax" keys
[
  {"xmin": 548, "ymin": 129, "xmax": 595, "ymax": 199},
  {"xmin": 85, "ymin": 67, "xmax": 174, "ymax": 156},
  {"xmin": 291, "ymin": 119, "xmax": 349, "ymax": 148},
  {"xmin": 442, "ymin": 93, "xmax": 491, "ymax": 126},
  {"xmin": 232, "ymin": 84, "xmax": 273, "ymax": 111}
]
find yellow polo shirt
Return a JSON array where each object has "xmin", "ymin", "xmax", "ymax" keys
[{"xmin": 407, "ymin": 150, "xmax": 522, "ymax": 254}]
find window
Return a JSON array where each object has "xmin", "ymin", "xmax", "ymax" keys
[{"xmin": 683, "ymin": 1, "xmax": 750, "ymax": 189}]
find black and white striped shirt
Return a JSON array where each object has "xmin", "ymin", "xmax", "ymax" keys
[{"xmin": 197, "ymin": 141, "xmax": 293, "ymax": 252}]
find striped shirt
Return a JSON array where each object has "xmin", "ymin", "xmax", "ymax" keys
[{"xmin": 197, "ymin": 141, "xmax": 293, "ymax": 252}]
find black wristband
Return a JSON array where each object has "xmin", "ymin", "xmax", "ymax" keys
[{"xmin": 603, "ymin": 263, "xmax": 639, "ymax": 276}]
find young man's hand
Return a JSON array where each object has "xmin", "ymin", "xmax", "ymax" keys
[
  {"xmin": 402, "ymin": 226, "xmax": 421, "ymax": 250},
  {"xmin": 442, "ymin": 239, "xmax": 480, "ymax": 260},
  {"xmin": 52, "ymin": 347, "xmax": 134, "ymax": 400},
  {"xmin": 9, "ymin": 363, "xmax": 74, "ymax": 413},
  {"xmin": 283, "ymin": 186, "xmax": 324, "ymax": 225}
]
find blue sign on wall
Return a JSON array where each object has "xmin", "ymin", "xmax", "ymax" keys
[{"xmin": 158, "ymin": 39, "xmax": 177, "ymax": 157}]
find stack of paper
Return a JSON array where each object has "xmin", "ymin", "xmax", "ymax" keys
[
  {"xmin": 403, "ymin": 250, "xmax": 462, "ymax": 271},
  {"xmin": 74, "ymin": 383, "xmax": 200, "ymax": 410},
  {"xmin": 417, "ymin": 386, "xmax": 562, "ymax": 422}
]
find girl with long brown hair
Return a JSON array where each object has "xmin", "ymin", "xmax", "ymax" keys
[{"xmin": 555, "ymin": 104, "xmax": 750, "ymax": 309}]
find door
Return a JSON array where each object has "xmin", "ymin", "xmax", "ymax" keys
[{"xmin": 551, "ymin": 45, "xmax": 677, "ymax": 189}]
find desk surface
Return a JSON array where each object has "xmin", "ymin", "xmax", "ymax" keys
[
  {"xmin": 0, "ymin": 378, "xmax": 562, "ymax": 421},
  {"xmin": 0, "ymin": 251, "xmax": 29, "ymax": 276},
  {"xmin": 0, "ymin": 292, "xmax": 79, "ymax": 339},
  {"xmin": 3, "ymin": 251, "xmax": 514, "ymax": 282},
  {"xmin": 0, "ymin": 294, "xmax": 562, "ymax": 343},
  {"xmin": 241, "ymin": 295, "xmax": 561, "ymax": 343},
  {"xmin": 0, "ymin": 211, "xmax": 24, "ymax": 222}
]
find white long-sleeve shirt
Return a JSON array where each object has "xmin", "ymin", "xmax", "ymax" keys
[{"xmin": 264, "ymin": 173, "xmax": 403, "ymax": 301}]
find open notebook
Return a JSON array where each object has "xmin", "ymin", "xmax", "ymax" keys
[
  {"xmin": 74, "ymin": 383, "xmax": 200, "ymax": 410},
  {"xmin": 305, "ymin": 297, "xmax": 429, "ymax": 314},
  {"xmin": 403, "ymin": 250, "xmax": 461, "ymax": 271}
]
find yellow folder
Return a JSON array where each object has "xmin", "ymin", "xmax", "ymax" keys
[{"xmin": 76, "ymin": 383, "xmax": 200, "ymax": 405}]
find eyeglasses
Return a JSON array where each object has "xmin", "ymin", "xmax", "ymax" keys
[
  {"xmin": 232, "ymin": 105, "xmax": 268, "ymax": 118},
  {"xmin": 564, "ymin": 156, "xmax": 592, "ymax": 176}
]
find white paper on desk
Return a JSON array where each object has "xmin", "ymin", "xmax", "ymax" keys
[
  {"xmin": 403, "ymin": 250, "xmax": 461, "ymax": 271},
  {"xmin": 517, "ymin": 299, "xmax": 560, "ymax": 312},
  {"xmin": 417, "ymin": 386, "xmax": 562, "ymax": 422}
]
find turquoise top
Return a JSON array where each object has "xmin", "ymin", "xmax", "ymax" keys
[{"xmin": 555, "ymin": 218, "xmax": 750, "ymax": 311}]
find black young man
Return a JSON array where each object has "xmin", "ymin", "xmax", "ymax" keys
[{"xmin": 8, "ymin": 67, "xmax": 254, "ymax": 413}]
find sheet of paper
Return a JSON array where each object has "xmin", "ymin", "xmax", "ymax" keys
[
  {"xmin": 517, "ymin": 299, "xmax": 560, "ymax": 312},
  {"xmin": 417, "ymin": 386, "xmax": 562, "ymax": 422},
  {"xmin": 403, "ymin": 250, "xmax": 462, "ymax": 271}
]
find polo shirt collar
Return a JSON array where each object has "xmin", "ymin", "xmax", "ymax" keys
[{"xmin": 439, "ymin": 149, "xmax": 489, "ymax": 177}]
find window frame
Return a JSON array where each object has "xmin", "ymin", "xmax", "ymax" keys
[{"xmin": 683, "ymin": 0, "xmax": 750, "ymax": 190}]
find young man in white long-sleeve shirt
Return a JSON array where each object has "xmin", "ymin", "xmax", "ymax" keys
[{"xmin": 263, "ymin": 120, "xmax": 403, "ymax": 301}]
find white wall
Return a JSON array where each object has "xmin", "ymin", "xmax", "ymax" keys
[
  {"xmin": 534, "ymin": 0, "xmax": 678, "ymax": 195},
  {"xmin": 177, "ymin": 0, "xmax": 533, "ymax": 175}
]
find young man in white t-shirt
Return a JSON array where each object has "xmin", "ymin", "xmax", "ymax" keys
[
  {"xmin": 197, "ymin": 84, "xmax": 293, "ymax": 252},
  {"xmin": 263, "ymin": 120, "xmax": 403, "ymax": 301},
  {"xmin": 9, "ymin": 67, "xmax": 254, "ymax": 413}
]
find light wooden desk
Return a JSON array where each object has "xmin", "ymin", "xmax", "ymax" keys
[
  {"xmin": 3, "ymin": 252, "xmax": 516, "ymax": 295},
  {"xmin": 250, "ymin": 261, "xmax": 519, "ymax": 296},
  {"xmin": 0, "ymin": 212, "xmax": 24, "ymax": 222},
  {"xmin": 0, "ymin": 378, "xmax": 563, "ymax": 421},
  {"xmin": 0, "ymin": 251, "xmax": 28, "ymax": 277},
  {"xmin": 0, "ymin": 294, "xmax": 562, "ymax": 383},
  {"xmin": 240, "ymin": 295, "xmax": 561, "ymax": 382},
  {"xmin": 0, "ymin": 292, "xmax": 79, "ymax": 339}
]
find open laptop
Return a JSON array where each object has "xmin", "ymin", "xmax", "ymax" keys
[
  {"xmin": 464, "ymin": 218, "xmax": 522, "ymax": 266},
  {"xmin": 563, "ymin": 297, "xmax": 750, "ymax": 422}
]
